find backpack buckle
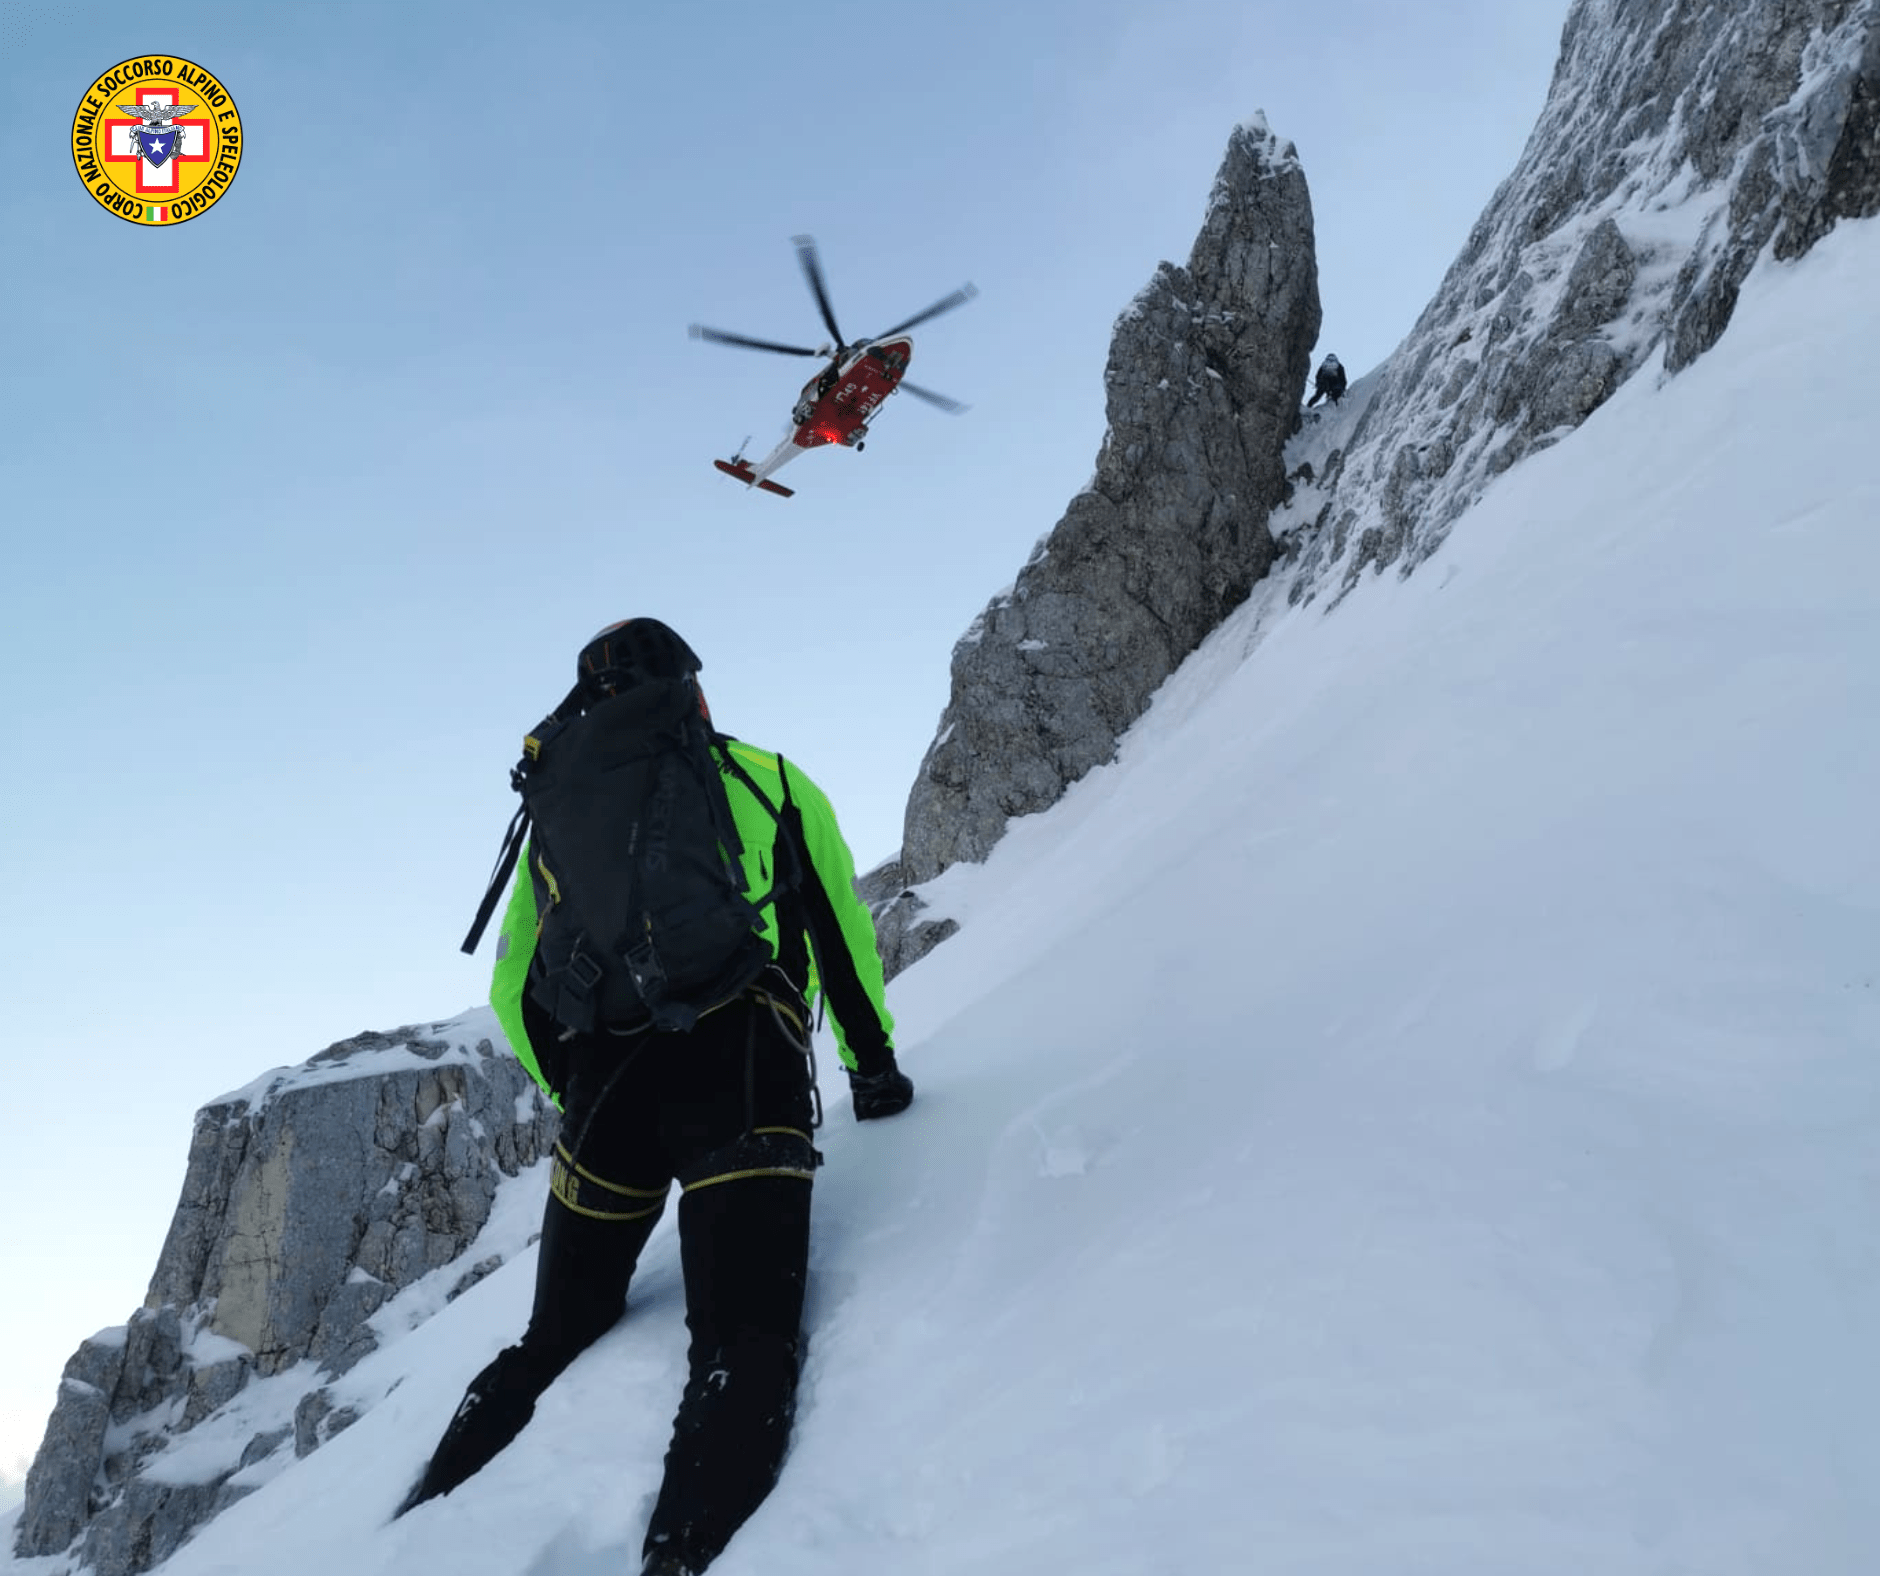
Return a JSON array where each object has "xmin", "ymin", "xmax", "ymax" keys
[
  {"xmin": 564, "ymin": 947, "xmax": 605, "ymax": 996},
  {"xmin": 543, "ymin": 946, "xmax": 608, "ymax": 1034},
  {"xmin": 622, "ymin": 936, "xmax": 666, "ymax": 997}
]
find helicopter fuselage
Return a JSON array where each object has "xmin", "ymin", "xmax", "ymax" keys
[{"xmin": 721, "ymin": 335, "xmax": 915, "ymax": 494}]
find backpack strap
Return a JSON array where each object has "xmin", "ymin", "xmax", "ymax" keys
[
  {"xmin": 714, "ymin": 732, "xmax": 793, "ymax": 914},
  {"xmin": 460, "ymin": 682, "xmax": 586, "ymax": 956},
  {"xmin": 694, "ymin": 717, "xmax": 749, "ymax": 867},
  {"xmin": 722, "ymin": 749, "xmax": 825, "ymax": 1029},
  {"xmin": 714, "ymin": 733, "xmax": 787, "ymax": 831},
  {"xmin": 460, "ymin": 801, "xmax": 530, "ymax": 955}
]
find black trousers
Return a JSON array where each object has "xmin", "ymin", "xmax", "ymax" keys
[{"xmin": 407, "ymin": 995, "xmax": 818, "ymax": 1573}]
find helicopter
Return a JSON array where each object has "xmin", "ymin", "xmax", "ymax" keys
[{"xmin": 689, "ymin": 235, "xmax": 976, "ymax": 497}]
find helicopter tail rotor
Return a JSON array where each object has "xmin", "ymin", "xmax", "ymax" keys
[{"xmin": 712, "ymin": 456, "xmax": 795, "ymax": 497}]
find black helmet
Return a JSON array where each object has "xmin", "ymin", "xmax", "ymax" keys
[{"xmin": 576, "ymin": 617, "xmax": 702, "ymax": 699}]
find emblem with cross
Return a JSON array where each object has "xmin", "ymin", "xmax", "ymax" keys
[{"xmin": 104, "ymin": 91, "xmax": 210, "ymax": 194}]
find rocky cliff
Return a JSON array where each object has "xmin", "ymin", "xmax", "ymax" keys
[
  {"xmin": 1285, "ymin": 0, "xmax": 1880, "ymax": 596},
  {"xmin": 871, "ymin": 0, "xmax": 1880, "ymax": 976},
  {"xmin": 868, "ymin": 115, "xmax": 1321, "ymax": 972},
  {"xmin": 14, "ymin": 1017, "xmax": 556, "ymax": 1574}
]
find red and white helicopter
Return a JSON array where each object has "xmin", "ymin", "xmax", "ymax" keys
[{"xmin": 689, "ymin": 235, "xmax": 976, "ymax": 497}]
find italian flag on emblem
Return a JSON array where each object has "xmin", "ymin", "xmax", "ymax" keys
[{"xmin": 144, "ymin": 205, "xmax": 169, "ymax": 222}]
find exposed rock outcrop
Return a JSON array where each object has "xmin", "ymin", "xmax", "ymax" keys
[
  {"xmin": 1286, "ymin": 0, "xmax": 1880, "ymax": 593},
  {"xmin": 14, "ymin": 1016, "xmax": 556, "ymax": 1574},
  {"xmin": 858, "ymin": 858, "xmax": 959, "ymax": 980},
  {"xmin": 890, "ymin": 115, "xmax": 1319, "ymax": 911}
]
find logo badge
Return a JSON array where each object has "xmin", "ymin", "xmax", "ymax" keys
[{"xmin": 70, "ymin": 54, "xmax": 243, "ymax": 226}]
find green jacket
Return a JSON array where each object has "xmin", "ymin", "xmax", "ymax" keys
[{"xmin": 488, "ymin": 737, "xmax": 896, "ymax": 1104}]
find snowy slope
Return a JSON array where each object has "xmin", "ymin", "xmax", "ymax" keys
[{"xmin": 8, "ymin": 217, "xmax": 1879, "ymax": 1576}]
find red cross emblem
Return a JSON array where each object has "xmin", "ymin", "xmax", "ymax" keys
[{"xmin": 103, "ymin": 90, "xmax": 211, "ymax": 195}]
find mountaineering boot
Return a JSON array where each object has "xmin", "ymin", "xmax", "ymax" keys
[
  {"xmin": 848, "ymin": 1058, "xmax": 914, "ymax": 1119},
  {"xmin": 395, "ymin": 1343, "xmax": 551, "ymax": 1515}
]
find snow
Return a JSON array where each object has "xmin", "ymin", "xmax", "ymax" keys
[
  {"xmin": 180, "ymin": 1328, "xmax": 250, "ymax": 1369},
  {"xmin": 209, "ymin": 1016, "xmax": 504, "ymax": 1112},
  {"xmin": 6, "ymin": 217, "xmax": 1878, "ymax": 1576}
]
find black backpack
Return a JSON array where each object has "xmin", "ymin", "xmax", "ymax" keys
[{"xmin": 462, "ymin": 676, "xmax": 783, "ymax": 1033}]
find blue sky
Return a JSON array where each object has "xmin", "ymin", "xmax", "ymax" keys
[{"xmin": 0, "ymin": 0, "xmax": 1566, "ymax": 1484}]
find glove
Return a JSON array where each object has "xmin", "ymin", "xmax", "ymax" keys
[{"xmin": 849, "ymin": 1058, "xmax": 914, "ymax": 1121}]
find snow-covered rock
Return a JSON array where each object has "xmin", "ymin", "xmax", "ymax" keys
[
  {"xmin": 14, "ymin": 1016, "xmax": 555, "ymax": 1572},
  {"xmin": 893, "ymin": 114, "xmax": 1320, "ymax": 896}
]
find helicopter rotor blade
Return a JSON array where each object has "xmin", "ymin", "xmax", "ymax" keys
[
  {"xmin": 689, "ymin": 324, "xmax": 823, "ymax": 357},
  {"xmin": 875, "ymin": 282, "xmax": 979, "ymax": 342},
  {"xmin": 791, "ymin": 235, "xmax": 847, "ymax": 352},
  {"xmin": 898, "ymin": 379, "xmax": 970, "ymax": 415}
]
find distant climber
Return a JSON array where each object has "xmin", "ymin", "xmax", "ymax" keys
[{"xmin": 1307, "ymin": 353, "xmax": 1347, "ymax": 408}]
